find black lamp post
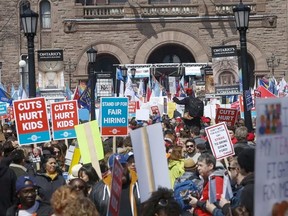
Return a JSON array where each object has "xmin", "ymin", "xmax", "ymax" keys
[
  {"xmin": 130, "ymin": 68, "xmax": 136, "ymax": 83},
  {"xmin": 21, "ymin": 8, "xmax": 39, "ymax": 98},
  {"xmin": 121, "ymin": 66, "xmax": 128, "ymax": 90},
  {"xmin": 233, "ymin": 0, "xmax": 253, "ymax": 132},
  {"xmin": 86, "ymin": 47, "xmax": 97, "ymax": 121}
]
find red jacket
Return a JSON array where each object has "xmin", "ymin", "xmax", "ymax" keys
[{"xmin": 194, "ymin": 176, "xmax": 224, "ymax": 216}]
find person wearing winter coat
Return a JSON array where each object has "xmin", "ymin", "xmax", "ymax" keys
[
  {"xmin": 168, "ymin": 146, "xmax": 185, "ymax": 188},
  {"xmin": 34, "ymin": 156, "xmax": 65, "ymax": 203}
]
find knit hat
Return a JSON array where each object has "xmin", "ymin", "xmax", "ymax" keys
[
  {"xmin": 69, "ymin": 164, "xmax": 83, "ymax": 180},
  {"xmin": 237, "ymin": 148, "xmax": 255, "ymax": 173},
  {"xmin": 184, "ymin": 158, "xmax": 196, "ymax": 168},
  {"xmin": 16, "ymin": 176, "xmax": 37, "ymax": 194}
]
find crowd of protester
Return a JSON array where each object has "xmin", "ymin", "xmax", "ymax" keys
[{"xmin": 0, "ymin": 104, "xmax": 256, "ymax": 216}]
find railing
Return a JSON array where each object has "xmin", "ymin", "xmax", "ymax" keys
[
  {"xmin": 82, "ymin": 3, "xmax": 256, "ymax": 19},
  {"xmin": 215, "ymin": 4, "xmax": 257, "ymax": 15},
  {"xmin": 84, "ymin": 6, "xmax": 125, "ymax": 18}
]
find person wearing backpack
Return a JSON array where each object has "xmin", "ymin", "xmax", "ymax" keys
[
  {"xmin": 173, "ymin": 88, "xmax": 204, "ymax": 130},
  {"xmin": 174, "ymin": 158, "xmax": 203, "ymax": 214}
]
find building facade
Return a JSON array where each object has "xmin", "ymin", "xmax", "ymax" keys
[{"xmin": 0, "ymin": 0, "xmax": 286, "ymax": 96}]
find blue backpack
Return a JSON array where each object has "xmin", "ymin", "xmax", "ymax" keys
[{"xmin": 173, "ymin": 179, "xmax": 200, "ymax": 211}]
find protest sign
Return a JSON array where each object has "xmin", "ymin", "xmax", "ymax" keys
[
  {"xmin": 13, "ymin": 97, "xmax": 50, "ymax": 145},
  {"xmin": 128, "ymin": 101, "xmax": 136, "ymax": 118},
  {"xmin": 135, "ymin": 109, "xmax": 149, "ymax": 120},
  {"xmin": 50, "ymin": 100, "xmax": 79, "ymax": 140},
  {"xmin": 205, "ymin": 122, "xmax": 234, "ymax": 160},
  {"xmin": 255, "ymin": 98, "xmax": 288, "ymax": 216},
  {"xmin": 101, "ymin": 97, "xmax": 128, "ymax": 136},
  {"xmin": 130, "ymin": 123, "xmax": 171, "ymax": 202},
  {"xmin": 215, "ymin": 108, "xmax": 238, "ymax": 127},
  {"xmin": 245, "ymin": 90, "xmax": 253, "ymax": 111},
  {"xmin": 75, "ymin": 120, "xmax": 104, "ymax": 179},
  {"xmin": 0, "ymin": 102, "xmax": 7, "ymax": 116},
  {"xmin": 151, "ymin": 105, "xmax": 160, "ymax": 115},
  {"xmin": 108, "ymin": 158, "xmax": 124, "ymax": 216}
]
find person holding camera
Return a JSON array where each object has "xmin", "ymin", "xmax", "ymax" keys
[{"xmin": 188, "ymin": 153, "xmax": 232, "ymax": 216}]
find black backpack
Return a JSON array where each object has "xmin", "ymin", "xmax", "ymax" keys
[{"xmin": 188, "ymin": 97, "xmax": 204, "ymax": 118}]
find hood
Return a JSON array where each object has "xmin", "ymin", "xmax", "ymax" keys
[
  {"xmin": 168, "ymin": 159, "xmax": 184, "ymax": 169},
  {"xmin": 241, "ymin": 173, "xmax": 254, "ymax": 186}
]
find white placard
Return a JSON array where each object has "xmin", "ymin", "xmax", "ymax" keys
[
  {"xmin": 135, "ymin": 109, "xmax": 150, "ymax": 120},
  {"xmin": 130, "ymin": 123, "xmax": 171, "ymax": 202},
  {"xmin": 205, "ymin": 122, "xmax": 234, "ymax": 159},
  {"xmin": 255, "ymin": 98, "xmax": 288, "ymax": 216}
]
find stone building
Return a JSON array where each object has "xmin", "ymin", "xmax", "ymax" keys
[{"xmin": 0, "ymin": 0, "xmax": 286, "ymax": 98}]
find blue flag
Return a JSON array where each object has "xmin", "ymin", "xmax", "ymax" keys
[
  {"xmin": 0, "ymin": 88, "xmax": 13, "ymax": 105},
  {"xmin": 78, "ymin": 81, "xmax": 91, "ymax": 110},
  {"xmin": 116, "ymin": 68, "xmax": 124, "ymax": 81}
]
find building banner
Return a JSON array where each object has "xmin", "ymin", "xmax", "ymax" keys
[
  {"xmin": 255, "ymin": 98, "xmax": 288, "ymax": 216},
  {"xmin": 13, "ymin": 97, "xmax": 51, "ymax": 145},
  {"xmin": 211, "ymin": 45, "xmax": 240, "ymax": 95},
  {"xmin": 50, "ymin": 100, "xmax": 79, "ymax": 140}
]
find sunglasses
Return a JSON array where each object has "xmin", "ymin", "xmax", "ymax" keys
[
  {"xmin": 186, "ymin": 145, "xmax": 195, "ymax": 148},
  {"xmin": 228, "ymin": 166, "xmax": 237, "ymax": 171}
]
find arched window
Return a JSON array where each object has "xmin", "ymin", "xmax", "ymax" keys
[
  {"xmin": 40, "ymin": 0, "xmax": 51, "ymax": 29},
  {"xmin": 19, "ymin": 0, "xmax": 31, "ymax": 30}
]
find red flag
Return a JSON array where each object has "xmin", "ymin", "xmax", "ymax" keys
[
  {"xmin": 146, "ymin": 83, "xmax": 151, "ymax": 102},
  {"xmin": 73, "ymin": 86, "xmax": 81, "ymax": 108}
]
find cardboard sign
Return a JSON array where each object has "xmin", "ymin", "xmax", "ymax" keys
[
  {"xmin": 13, "ymin": 97, "xmax": 51, "ymax": 145},
  {"xmin": 215, "ymin": 108, "xmax": 238, "ymax": 127},
  {"xmin": 205, "ymin": 122, "xmax": 234, "ymax": 160},
  {"xmin": 50, "ymin": 100, "xmax": 79, "ymax": 140},
  {"xmin": 101, "ymin": 97, "xmax": 128, "ymax": 136},
  {"xmin": 130, "ymin": 123, "xmax": 171, "ymax": 202},
  {"xmin": 255, "ymin": 98, "xmax": 288, "ymax": 216},
  {"xmin": 135, "ymin": 109, "xmax": 149, "ymax": 121},
  {"xmin": 108, "ymin": 158, "xmax": 124, "ymax": 216}
]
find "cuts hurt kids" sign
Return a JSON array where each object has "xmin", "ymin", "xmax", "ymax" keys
[
  {"xmin": 13, "ymin": 97, "xmax": 51, "ymax": 145},
  {"xmin": 50, "ymin": 100, "xmax": 79, "ymax": 140}
]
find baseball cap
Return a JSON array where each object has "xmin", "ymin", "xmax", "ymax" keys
[
  {"xmin": 108, "ymin": 153, "xmax": 127, "ymax": 169},
  {"xmin": 16, "ymin": 176, "xmax": 38, "ymax": 194},
  {"xmin": 124, "ymin": 152, "xmax": 134, "ymax": 162}
]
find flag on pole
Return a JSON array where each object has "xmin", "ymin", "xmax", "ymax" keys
[
  {"xmin": 0, "ymin": 88, "xmax": 13, "ymax": 105},
  {"xmin": 79, "ymin": 82, "xmax": 91, "ymax": 110}
]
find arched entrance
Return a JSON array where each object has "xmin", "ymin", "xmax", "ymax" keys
[{"xmin": 147, "ymin": 44, "xmax": 195, "ymax": 63}]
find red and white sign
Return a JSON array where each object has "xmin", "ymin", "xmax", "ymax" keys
[
  {"xmin": 205, "ymin": 122, "xmax": 234, "ymax": 160},
  {"xmin": 129, "ymin": 101, "xmax": 136, "ymax": 114},
  {"xmin": 50, "ymin": 100, "xmax": 79, "ymax": 140},
  {"xmin": 215, "ymin": 108, "xmax": 238, "ymax": 127},
  {"xmin": 108, "ymin": 158, "xmax": 124, "ymax": 216},
  {"xmin": 13, "ymin": 97, "xmax": 51, "ymax": 145}
]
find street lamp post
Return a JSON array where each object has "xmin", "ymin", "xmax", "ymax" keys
[
  {"xmin": 233, "ymin": 0, "xmax": 253, "ymax": 132},
  {"xmin": 86, "ymin": 47, "xmax": 97, "ymax": 121},
  {"xmin": 19, "ymin": 60, "xmax": 27, "ymax": 90},
  {"xmin": 121, "ymin": 66, "xmax": 128, "ymax": 90},
  {"xmin": 21, "ymin": 8, "xmax": 39, "ymax": 98},
  {"xmin": 130, "ymin": 68, "xmax": 136, "ymax": 83}
]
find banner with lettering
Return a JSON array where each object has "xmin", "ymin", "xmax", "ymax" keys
[
  {"xmin": 50, "ymin": 100, "xmax": 79, "ymax": 140},
  {"xmin": 211, "ymin": 45, "xmax": 240, "ymax": 95},
  {"xmin": 255, "ymin": 98, "xmax": 288, "ymax": 216},
  {"xmin": 13, "ymin": 97, "xmax": 51, "ymax": 145}
]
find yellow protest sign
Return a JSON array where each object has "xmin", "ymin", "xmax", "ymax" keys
[
  {"xmin": 75, "ymin": 120, "xmax": 104, "ymax": 179},
  {"xmin": 167, "ymin": 102, "xmax": 176, "ymax": 119}
]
